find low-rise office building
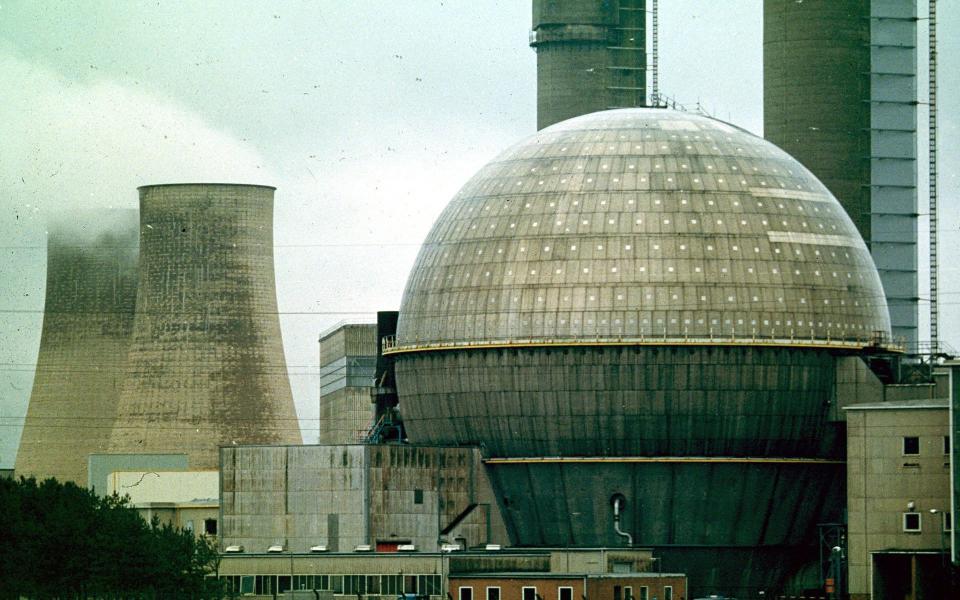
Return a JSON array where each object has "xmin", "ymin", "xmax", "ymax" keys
[{"xmin": 846, "ymin": 398, "xmax": 952, "ymax": 599}]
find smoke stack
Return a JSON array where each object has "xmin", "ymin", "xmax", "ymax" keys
[
  {"xmin": 15, "ymin": 210, "xmax": 139, "ymax": 485},
  {"xmin": 109, "ymin": 184, "xmax": 301, "ymax": 468}
]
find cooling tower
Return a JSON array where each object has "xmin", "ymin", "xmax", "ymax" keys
[
  {"xmin": 15, "ymin": 211, "xmax": 139, "ymax": 485},
  {"xmin": 109, "ymin": 184, "xmax": 301, "ymax": 469},
  {"xmin": 392, "ymin": 109, "xmax": 893, "ymax": 596}
]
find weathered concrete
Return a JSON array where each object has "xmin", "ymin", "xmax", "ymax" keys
[
  {"xmin": 15, "ymin": 211, "xmax": 139, "ymax": 485},
  {"xmin": 109, "ymin": 184, "xmax": 301, "ymax": 468}
]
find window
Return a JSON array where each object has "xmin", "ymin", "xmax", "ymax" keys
[
  {"xmin": 624, "ymin": 586, "xmax": 633, "ymax": 600},
  {"xmin": 460, "ymin": 587, "xmax": 474, "ymax": 600},
  {"xmin": 488, "ymin": 587, "xmax": 501, "ymax": 600},
  {"xmin": 614, "ymin": 586, "xmax": 622, "ymax": 600},
  {"xmin": 523, "ymin": 586, "xmax": 538, "ymax": 600},
  {"xmin": 414, "ymin": 489, "xmax": 424, "ymax": 504},
  {"xmin": 184, "ymin": 520, "xmax": 194, "ymax": 532},
  {"xmin": 945, "ymin": 436, "xmax": 951, "ymax": 455},
  {"xmin": 947, "ymin": 512, "xmax": 954, "ymax": 532},
  {"xmin": 664, "ymin": 586, "xmax": 673, "ymax": 600},
  {"xmin": 639, "ymin": 586, "xmax": 649, "ymax": 600},
  {"xmin": 903, "ymin": 436, "xmax": 920, "ymax": 455},
  {"xmin": 903, "ymin": 512, "xmax": 922, "ymax": 532},
  {"xmin": 204, "ymin": 518, "xmax": 218, "ymax": 535},
  {"xmin": 559, "ymin": 587, "xmax": 573, "ymax": 600}
]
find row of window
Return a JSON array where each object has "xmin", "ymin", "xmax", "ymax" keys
[
  {"xmin": 458, "ymin": 585, "xmax": 672, "ymax": 600},
  {"xmin": 902, "ymin": 512, "xmax": 952, "ymax": 533},
  {"xmin": 222, "ymin": 574, "xmax": 442, "ymax": 597},
  {"xmin": 902, "ymin": 436, "xmax": 950, "ymax": 456}
]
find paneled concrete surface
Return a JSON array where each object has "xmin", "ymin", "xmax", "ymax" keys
[
  {"xmin": 397, "ymin": 345, "xmax": 840, "ymax": 458},
  {"xmin": 220, "ymin": 444, "xmax": 507, "ymax": 554},
  {"xmin": 395, "ymin": 110, "xmax": 891, "ymax": 349},
  {"xmin": 109, "ymin": 184, "xmax": 301, "ymax": 469},
  {"xmin": 15, "ymin": 211, "xmax": 139, "ymax": 485}
]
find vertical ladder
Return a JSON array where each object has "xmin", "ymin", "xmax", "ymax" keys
[
  {"xmin": 929, "ymin": 0, "xmax": 939, "ymax": 346},
  {"xmin": 606, "ymin": 0, "xmax": 647, "ymax": 108}
]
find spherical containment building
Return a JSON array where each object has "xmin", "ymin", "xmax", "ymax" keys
[
  {"xmin": 109, "ymin": 184, "xmax": 302, "ymax": 469},
  {"xmin": 391, "ymin": 110, "xmax": 891, "ymax": 595}
]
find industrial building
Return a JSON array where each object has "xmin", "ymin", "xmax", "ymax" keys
[
  {"xmin": 389, "ymin": 107, "xmax": 895, "ymax": 595},
  {"xmin": 530, "ymin": 0, "xmax": 647, "ymax": 130},
  {"xmin": 764, "ymin": 0, "xmax": 919, "ymax": 346},
  {"xmin": 845, "ymin": 392, "xmax": 953, "ymax": 599},
  {"xmin": 319, "ymin": 324, "xmax": 377, "ymax": 444},
  {"xmin": 216, "ymin": 548, "xmax": 675, "ymax": 600},
  {"xmin": 108, "ymin": 184, "xmax": 302, "ymax": 469},
  {"xmin": 105, "ymin": 470, "xmax": 219, "ymax": 542},
  {"xmin": 15, "ymin": 211, "xmax": 139, "ymax": 485},
  {"xmin": 219, "ymin": 444, "xmax": 507, "ymax": 554}
]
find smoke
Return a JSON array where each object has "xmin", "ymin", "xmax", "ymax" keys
[{"xmin": 0, "ymin": 47, "xmax": 273, "ymax": 467}]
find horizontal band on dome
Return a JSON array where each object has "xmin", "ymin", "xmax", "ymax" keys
[
  {"xmin": 749, "ymin": 187, "xmax": 830, "ymax": 202},
  {"xmin": 384, "ymin": 335, "xmax": 903, "ymax": 355},
  {"xmin": 484, "ymin": 456, "xmax": 845, "ymax": 465},
  {"xmin": 768, "ymin": 231, "xmax": 863, "ymax": 248}
]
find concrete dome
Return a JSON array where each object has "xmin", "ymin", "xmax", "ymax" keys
[{"xmin": 397, "ymin": 109, "xmax": 890, "ymax": 350}]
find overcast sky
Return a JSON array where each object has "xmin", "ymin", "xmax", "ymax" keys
[{"xmin": 1, "ymin": 1, "xmax": 957, "ymax": 467}]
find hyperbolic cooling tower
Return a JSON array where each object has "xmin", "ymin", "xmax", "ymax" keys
[
  {"xmin": 531, "ymin": 0, "xmax": 647, "ymax": 130},
  {"xmin": 15, "ymin": 211, "xmax": 139, "ymax": 485},
  {"xmin": 391, "ymin": 110, "xmax": 892, "ymax": 596},
  {"xmin": 108, "ymin": 184, "xmax": 301, "ymax": 469}
]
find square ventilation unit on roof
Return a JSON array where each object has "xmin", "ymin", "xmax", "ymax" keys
[
  {"xmin": 267, "ymin": 545, "xmax": 284, "ymax": 553},
  {"xmin": 310, "ymin": 545, "xmax": 328, "ymax": 553},
  {"xmin": 485, "ymin": 544, "xmax": 502, "ymax": 551},
  {"xmin": 354, "ymin": 544, "xmax": 372, "ymax": 552},
  {"xmin": 224, "ymin": 545, "xmax": 244, "ymax": 553},
  {"xmin": 440, "ymin": 543, "xmax": 463, "ymax": 553},
  {"xmin": 397, "ymin": 544, "xmax": 417, "ymax": 552}
]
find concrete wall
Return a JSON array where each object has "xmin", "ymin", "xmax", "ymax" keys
[
  {"xmin": 15, "ymin": 211, "xmax": 139, "ymax": 485},
  {"xmin": 531, "ymin": 0, "xmax": 646, "ymax": 129},
  {"xmin": 220, "ymin": 444, "xmax": 506, "ymax": 554},
  {"xmin": 109, "ymin": 184, "xmax": 301, "ymax": 469},
  {"xmin": 846, "ymin": 403, "xmax": 950, "ymax": 598},
  {"xmin": 106, "ymin": 470, "xmax": 218, "ymax": 504}
]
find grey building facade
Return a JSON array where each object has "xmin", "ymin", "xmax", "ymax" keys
[
  {"xmin": 319, "ymin": 324, "xmax": 377, "ymax": 444},
  {"xmin": 108, "ymin": 184, "xmax": 302, "ymax": 469},
  {"xmin": 15, "ymin": 211, "xmax": 139, "ymax": 485},
  {"xmin": 531, "ymin": 0, "xmax": 646, "ymax": 130},
  {"xmin": 764, "ymin": 0, "xmax": 918, "ymax": 346},
  {"xmin": 220, "ymin": 444, "xmax": 508, "ymax": 554}
]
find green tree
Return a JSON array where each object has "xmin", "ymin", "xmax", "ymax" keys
[{"xmin": 0, "ymin": 476, "xmax": 222, "ymax": 599}]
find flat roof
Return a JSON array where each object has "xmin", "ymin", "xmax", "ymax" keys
[
  {"xmin": 844, "ymin": 398, "xmax": 949, "ymax": 411},
  {"xmin": 451, "ymin": 573, "xmax": 685, "ymax": 579}
]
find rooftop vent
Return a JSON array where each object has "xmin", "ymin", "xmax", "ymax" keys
[
  {"xmin": 267, "ymin": 545, "xmax": 284, "ymax": 553},
  {"xmin": 224, "ymin": 545, "xmax": 244, "ymax": 553},
  {"xmin": 485, "ymin": 544, "xmax": 502, "ymax": 551},
  {"xmin": 397, "ymin": 544, "xmax": 417, "ymax": 552},
  {"xmin": 440, "ymin": 543, "xmax": 462, "ymax": 553},
  {"xmin": 310, "ymin": 545, "xmax": 328, "ymax": 553},
  {"xmin": 354, "ymin": 544, "xmax": 372, "ymax": 552}
]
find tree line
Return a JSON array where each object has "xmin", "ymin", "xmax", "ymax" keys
[{"xmin": 0, "ymin": 476, "xmax": 221, "ymax": 599}]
